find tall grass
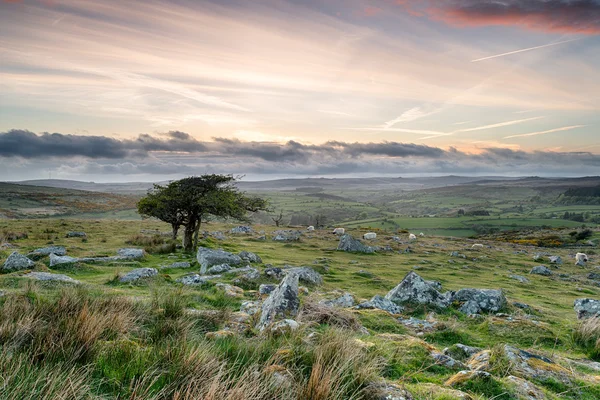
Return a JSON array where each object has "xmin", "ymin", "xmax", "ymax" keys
[{"xmin": 573, "ymin": 317, "xmax": 600, "ymax": 361}]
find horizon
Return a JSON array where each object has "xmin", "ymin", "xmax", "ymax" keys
[{"xmin": 1, "ymin": 0, "xmax": 599, "ymax": 181}]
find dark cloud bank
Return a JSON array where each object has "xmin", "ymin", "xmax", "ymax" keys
[{"xmin": 1, "ymin": 129, "xmax": 599, "ymax": 178}]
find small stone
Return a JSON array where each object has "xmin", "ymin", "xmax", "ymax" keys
[
  {"xmin": 337, "ymin": 234, "xmax": 375, "ymax": 254},
  {"xmin": 24, "ymin": 271, "xmax": 79, "ymax": 284},
  {"xmin": 206, "ymin": 263, "xmax": 232, "ymax": 274},
  {"xmin": 510, "ymin": 274, "xmax": 530, "ymax": 284},
  {"xmin": 177, "ymin": 274, "xmax": 220, "ymax": 285},
  {"xmin": 530, "ymin": 266, "xmax": 552, "ymax": 276},
  {"xmin": 215, "ymin": 283, "xmax": 244, "ymax": 298},
  {"xmin": 356, "ymin": 295, "xmax": 404, "ymax": 315},
  {"xmin": 117, "ymin": 248, "xmax": 145, "ymax": 259},
  {"xmin": 320, "ymin": 292, "xmax": 355, "ymax": 308},
  {"xmin": 119, "ymin": 267, "xmax": 157, "ymax": 283},
  {"xmin": 65, "ymin": 231, "xmax": 86, "ymax": 238},
  {"xmin": 574, "ymin": 298, "xmax": 600, "ymax": 319},
  {"xmin": 238, "ymin": 250, "xmax": 262, "ymax": 263},
  {"xmin": 49, "ymin": 254, "xmax": 79, "ymax": 267}
]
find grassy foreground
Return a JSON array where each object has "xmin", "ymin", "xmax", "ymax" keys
[{"xmin": 0, "ymin": 218, "xmax": 599, "ymax": 399}]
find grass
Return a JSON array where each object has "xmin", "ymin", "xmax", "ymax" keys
[{"xmin": 573, "ymin": 317, "xmax": 600, "ymax": 361}]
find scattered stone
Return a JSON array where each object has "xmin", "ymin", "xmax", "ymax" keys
[
  {"xmin": 503, "ymin": 375, "xmax": 547, "ymax": 400},
  {"xmin": 320, "ymin": 292, "xmax": 355, "ymax": 308},
  {"xmin": 356, "ymin": 295, "xmax": 404, "ymax": 315},
  {"xmin": 49, "ymin": 254, "xmax": 79, "ymax": 267},
  {"xmin": 385, "ymin": 271, "xmax": 451, "ymax": 308},
  {"xmin": 28, "ymin": 246, "xmax": 66, "ymax": 260},
  {"xmin": 210, "ymin": 231, "xmax": 226, "ymax": 240},
  {"xmin": 2, "ymin": 252, "xmax": 35, "ymax": 271},
  {"xmin": 272, "ymin": 230, "xmax": 302, "ymax": 242},
  {"xmin": 513, "ymin": 302, "xmax": 532, "ymax": 311},
  {"xmin": 161, "ymin": 261, "xmax": 191, "ymax": 269},
  {"xmin": 502, "ymin": 345, "xmax": 569, "ymax": 381},
  {"xmin": 454, "ymin": 288, "xmax": 506, "ymax": 315},
  {"xmin": 265, "ymin": 267, "xmax": 284, "ymax": 280},
  {"xmin": 215, "ymin": 283, "xmax": 244, "ymax": 298},
  {"xmin": 530, "ymin": 266, "xmax": 552, "ymax": 276},
  {"xmin": 240, "ymin": 300, "xmax": 261, "ymax": 315},
  {"xmin": 574, "ymin": 298, "xmax": 600, "ymax": 319},
  {"xmin": 240, "ymin": 268, "xmax": 260, "ymax": 281},
  {"xmin": 549, "ymin": 256, "xmax": 562, "ymax": 265},
  {"xmin": 205, "ymin": 330, "xmax": 236, "ymax": 340},
  {"xmin": 117, "ymin": 248, "xmax": 145, "ymax": 259},
  {"xmin": 230, "ymin": 226, "xmax": 253, "ymax": 234},
  {"xmin": 178, "ymin": 274, "xmax": 220, "ymax": 285},
  {"xmin": 267, "ymin": 319, "xmax": 300, "ymax": 336},
  {"xmin": 337, "ymin": 234, "xmax": 375, "ymax": 254},
  {"xmin": 398, "ymin": 317, "xmax": 437, "ymax": 331},
  {"xmin": 443, "ymin": 344, "xmax": 482, "ymax": 361},
  {"xmin": 206, "ymin": 263, "xmax": 232, "ymax": 274},
  {"xmin": 24, "ymin": 271, "xmax": 79, "ymax": 284},
  {"xmin": 431, "ymin": 352, "xmax": 466, "ymax": 369},
  {"xmin": 354, "ymin": 270, "xmax": 374, "ymax": 278},
  {"xmin": 259, "ymin": 284, "xmax": 277, "ymax": 296},
  {"xmin": 588, "ymin": 272, "xmax": 600, "ymax": 280},
  {"xmin": 256, "ymin": 272, "xmax": 300, "ymax": 331},
  {"xmin": 510, "ymin": 274, "xmax": 530, "ymax": 284},
  {"xmin": 197, "ymin": 247, "xmax": 242, "ymax": 274},
  {"xmin": 119, "ymin": 267, "xmax": 158, "ymax": 283},
  {"xmin": 285, "ymin": 267, "xmax": 322, "ymax": 285},
  {"xmin": 65, "ymin": 231, "xmax": 86, "ymax": 238},
  {"xmin": 238, "ymin": 250, "xmax": 262, "ymax": 263},
  {"xmin": 367, "ymin": 382, "xmax": 414, "ymax": 400}
]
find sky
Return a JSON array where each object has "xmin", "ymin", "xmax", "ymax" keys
[{"xmin": 1, "ymin": 0, "xmax": 599, "ymax": 182}]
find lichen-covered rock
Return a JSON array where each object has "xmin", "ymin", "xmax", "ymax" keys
[
  {"xmin": 265, "ymin": 267, "xmax": 284, "ymax": 280},
  {"xmin": 259, "ymin": 284, "xmax": 277, "ymax": 296},
  {"xmin": 356, "ymin": 295, "xmax": 404, "ymax": 315},
  {"xmin": 398, "ymin": 317, "xmax": 438, "ymax": 331},
  {"xmin": 161, "ymin": 261, "xmax": 191, "ymax": 269},
  {"xmin": 65, "ymin": 231, "xmax": 86, "ymax": 238},
  {"xmin": 178, "ymin": 274, "xmax": 219, "ymax": 285},
  {"xmin": 503, "ymin": 375, "xmax": 547, "ymax": 400},
  {"xmin": 502, "ymin": 345, "xmax": 570, "ymax": 381},
  {"xmin": 510, "ymin": 275, "xmax": 530, "ymax": 284},
  {"xmin": 206, "ymin": 263, "xmax": 232, "ymax": 274},
  {"xmin": 267, "ymin": 319, "xmax": 300, "ymax": 336},
  {"xmin": 49, "ymin": 253, "xmax": 79, "ymax": 267},
  {"xmin": 240, "ymin": 300, "xmax": 261, "ymax": 315},
  {"xmin": 285, "ymin": 267, "xmax": 322, "ymax": 285},
  {"xmin": 272, "ymin": 230, "xmax": 302, "ymax": 242},
  {"xmin": 257, "ymin": 272, "xmax": 300, "ymax": 331},
  {"xmin": 453, "ymin": 288, "xmax": 506, "ymax": 315},
  {"xmin": 28, "ymin": 246, "xmax": 66, "ymax": 260},
  {"xmin": 574, "ymin": 298, "xmax": 600, "ymax": 319},
  {"xmin": 385, "ymin": 271, "xmax": 451, "ymax": 308},
  {"xmin": 119, "ymin": 267, "xmax": 158, "ymax": 283},
  {"xmin": 431, "ymin": 352, "xmax": 466, "ymax": 370},
  {"xmin": 117, "ymin": 248, "xmax": 145, "ymax": 259},
  {"xmin": 444, "ymin": 344, "xmax": 483, "ymax": 361},
  {"xmin": 24, "ymin": 271, "xmax": 79, "ymax": 284},
  {"xmin": 337, "ymin": 234, "xmax": 376, "ymax": 254},
  {"xmin": 2, "ymin": 252, "xmax": 35, "ymax": 271},
  {"xmin": 197, "ymin": 247, "xmax": 242, "ymax": 274},
  {"xmin": 239, "ymin": 250, "xmax": 262, "ymax": 263},
  {"xmin": 215, "ymin": 283, "xmax": 244, "ymax": 298},
  {"xmin": 549, "ymin": 256, "xmax": 562, "ymax": 265},
  {"xmin": 320, "ymin": 292, "xmax": 355, "ymax": 308},
  {"xmin": 367, "ymin": 382, "xmax": 414, "ymax": 400},
  {"xmin": 530, "ymin": 266, "xmax": 552, "ymax": 276},
  {"xmin": 230, "ymin": 226, "xmax": 253, "ymax": 234}
]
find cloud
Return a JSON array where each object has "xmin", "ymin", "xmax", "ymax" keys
[{"xmin": 410, "ymin": 0, "xmax": 600, "ymax": 35}]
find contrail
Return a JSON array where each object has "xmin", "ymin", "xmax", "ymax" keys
[
  {"xmin": 471, "ymin": 38, "xmax": 579, "ymax": 62},
  {"xmin": 504, "ymin": 125, "xmax": 586, "ymax": 139}
]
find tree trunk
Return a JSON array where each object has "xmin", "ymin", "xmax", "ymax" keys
[
  {"xmin": 193, "ymin": 220, "xmax": 201, "ymax": 250},
  {"xmin": 171, "ymin": 224, "xmax": 179, "ymax": 241},
  {"xmin": 183, "ymin": 223, "xmax": 195, "ymax": 252}
]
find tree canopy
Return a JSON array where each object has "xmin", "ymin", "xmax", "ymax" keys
[{"xmin": 137, "ymin": 175, "xmax": 269, "ymax": 251}]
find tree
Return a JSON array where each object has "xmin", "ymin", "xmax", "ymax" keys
[
  {"xmin": 313, "ymin": 214, "xmax": 327, "ymax": 228},
  {"xmin": 137, "ymin": 175, "xmax": 269, "ymax": 251},
  {"xmin": 271, "ymin": 209, "xmax": 284, "ymax": 227}
]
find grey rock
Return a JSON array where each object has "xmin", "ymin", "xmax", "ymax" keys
[
  {"xmin": 206, "ymin": 263, "xmax": 232, "ymax": 274},
  {"xmin": 178, "ymin": 274, "xmax": 220, "ymax": 285},
  {"xmin": 2, "ymin": 252, "xmax": 35, "ymax": 271},
  {"xmin": 385, "ymin": 271, "xmax": 451, "ymax": 308},
  {"xmin": 267, "ymin": 319, "xmax": 300, "ymax": 335},
  {"xmin": 367, "ymin": 382, "xmax": 413, "ymax": 400},
  {"xmin": 574, "ymin": 298, "xmax": 600, "ymax": 319},
  {"xmin": 210, "ymin": 231, "xmax": 226, "ymax": 240},
  {"xmin": 65, "ymin": 231, "xmax": 86, "ymax": 238},
  {"xmin": 272, "ymin": 230, "xmax": 302, "ymax": 242},
  {"xmin": 587, "ymin": 272, "xmax": 600, "ymax": 280},
  {"xmin": 444, "ymin": 344, "xmax": 482, "ymax": 361},
  {"xmin": 265, "ymin": 267, "xmax": 284, "ymax": 280},
  {"xmin": 549, "ymin": 256, "xmax": 562, "ymax": 265},
  {"xmin": 256, "ymin": 272, "xmax": 300, "ymax": 331},
  {"xmin": 398, "ymin": 317, "xmax": 437, "ymax": 330},
  {"xmin": 432, "ymin": 352, "xmax": 466, "ymax": 369},
  {"xmin": 230, "ymin": 226, "xmax": 253, "ymax": 234},
  {"xmin": 425, "ymin": 280, "xmax": 442, "ymax": 291},
  {"xmin": 28, "ymin": 246, "xmax": 67, "ymax": 260},
  {"xmin": 454, "ymin": 288, "xmax": 506, "ymax": 314},
  {"xmin": 117, "ymin": 248, "xmax": 145, "ymax": 259},
  {"xmin": 513, "ymin": 302, "xmax": 532, "ymax": 310},
  {"xmin": 259, "ymin": 284, "xmax": 277, "ymax": 295},
  {"xmin": 285, "ymin": 266, "xmax": 322, "ymax": 285},
  {"xmin": 240, "ymin": 300, "xmax": 261, "ymax": 315},
  {"xmin": 49, "ymin": 254, "xmax": 79, "ymax": 267},
  {"xmin": 356, "ymin": 295, "xmax": 404, "ymax": 314},
  {"xmin": 510, "ymin": 274, "xmax": 530, "ymax": 284},
  {"xmin": 238, "ymin": 250, "xmax": 262, "ymax": 263},
  {"xmin": 24, "ymin": 271, "xmax": 79, "ymax": 284},
  {"xmin": 241, "ymin": 267, "xmax": 261, "ymax": 280},
  {"xmin": 530, "ymin": 266, "xmax": 552, "ymax": 276},
  {"xmin": 119, "ymin": 267, "xmax": 158, "ymax": 283},
  {"xmin": 197, "ymin": 247, "xmax": 242, "ymax": 274},
  {"xmin": 161, "ymin": 261, "xmax": 191, "ymax": 269},
  {"xmin": 320, "ymin": 292, "xmax": 355, "ymax": 308},
  {"xmin": 337, "ymin": 234, "xmax": 375, "ymax": 254}
]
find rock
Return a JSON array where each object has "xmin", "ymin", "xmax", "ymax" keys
[
  {"xmin": 503, "ymin": 375, "xmax": 547, "ymax": 400},
  {"xmin": 513, "ymin": 302, "xmax": 532, "ymax": 311},
  {"xmin": 240, "ymin": 268, "xmax": 260, "ymax": 280},
  {"xmin": 210, "ymin": 231, "xmax": 226, "ymax": 240},
  {"xmin": 161, "ymin": 261, "xmax": 191, "ymax": 269},
  {"xmin": 530, "ymin": 266, "xmax": 552, "ymax": 276},
  {"xmin": 177, "ymin": 274, "xmax": 220, "ymax": 285},
  {"xmin": 205, "ymin": 330, "xmax": 236, "ymax": 340},
  {"xmin": 28, "ymin": 246, "xmax": 67, "ymax": 260},
  {"xmin": 272, "ymin": 230, "xmax": 302, "ymax": 242},
  {"xmin": 549, "ymin": 256, "xmax": 562, "ymax": 265},
  {"xmin": 367, "ymin": 382, "xmax": 414, "ymax": 400},
  {"xmin": 266, "ymin": 319, "xmax": 300, "ymax": 336},
  {"xmin": 285, "ymin": 267, "xmax": 322, "ymax": 285},
  {"xmin": 587, "ymin": 272, "xmax": 600, "ymax": 280},
  {"xmin": 223, "ymin": 312, "xmax": 253, "ymax": 334},
  {"xmin": 65, "ymin": 231, "xmax": 86, "ymax": 238},
  {"xmin": 443, "ymin": 344, "xmax": 482, "ymax": 361},
  {"xmin": 574, "ymin": 298, "xmax": 600, "ymax": 319},
  {"xmin": 240, "ymin": 300, "xmax": 261, "ymax": 315},
  {"xmin": 256, "ymin": 272, "xmax": 300, "ymax": 331},
  {"xmin": 230, "ymin": 226, "xmax": 253, "ymax": 234},
  {"xmin": 454, "ymin": 288, "xmax": 506, "ymax": 315},
  {"xmin": 119, "ymin": 267, "xmax": 158, "ymax": 283},
  {"xmin": 238, "ymin": 250, "xmax": 262, "ymax": 263},
  {"xmin": 215, "ymin": 283, "xmax": 244, "ymax": 298},
  {"xmin": 259, "ymin": 284, "xmax": 277, "ymax": 296},
  {"xmin": 356, "ymin": 295, "xmax": 404, "ymax": 315},
  {"xmin": 197, "ymin": 247, "xmax": 242, "ymax": 274},
  {"xmin": 431, "ymin": 352, "xmax": 466, "ymax": 369},
  {"xmin": 265, "ymin": 267, "xmax": 284, "ymax": 280},
  {"xmin": 398, "ymin": 317, "xmax": 437, "ymax": 331},
  {"xmin": 24, "ymin": 271, "xmax": 79, "ymax": 284},
  {"xmin": 337, "ymin": 234, "xmax": 375, "ymax": 254},
  {"xmin": 385, "ymin": 271, "xmax": 452, "ymax": 308},
  {"xmin": 2, "ymin": 252, "xmax": 35, "ymax": 271},
  {"xmin": 502, "ymin": 345, "xmax": 569, "ymax": 381},
  {"xmin": 510, "ymin": 275, "xmax": 530, "ymax": 284},
  {"xmin": 49, "ymin": 254, "xmax": 79, "ymax": 267},
  {"xmin": 117, "ymin": 248, "xmax": 145, "ymax": 259},
  {"xmin": 206, "ymin": 263, "xmax": 232, "ymax": 274},
  {"xmin": 445, "ymin": 370, "xmax": 492, "ymax": 387},
  {"xmin": 320, "ymin": 292, "xmax": 355, "ymax": 308}
]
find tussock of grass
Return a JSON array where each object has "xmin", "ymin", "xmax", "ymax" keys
[
  {"xmin": 573, "ymin": 317, "xmax": 600, "ymax": 361},
  {"xmin": 298, "ymin": 299, "xmax": 364, "ymax": 331}
]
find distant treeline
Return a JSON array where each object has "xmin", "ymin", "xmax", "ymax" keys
[
  {"xmin": 557, "ymin": 185, "xmax": 600, "ymax": 205},
  {"xmin": 563, "ymin": 185, "xmax": 600, "ymax": 198}
]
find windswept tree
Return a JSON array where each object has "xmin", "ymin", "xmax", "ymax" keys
[{"xmin": 137, "ymin": 175, "xmax": 269, "ymax": 251}]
